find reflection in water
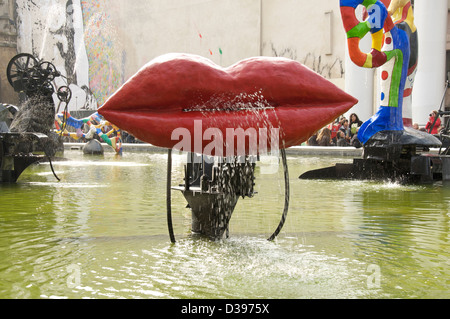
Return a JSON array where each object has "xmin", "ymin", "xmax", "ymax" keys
[{"xmin": 0, "ymin": 151, "xmax": 448, "ymax": 299}]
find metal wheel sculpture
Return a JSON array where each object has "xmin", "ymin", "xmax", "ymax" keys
[
  {"xmin": 57, "ymin": 86, "xmax": 72, "ymax": 104},
  {"xmin": 7, "ymin": 53, "xmax": 40, "ymax": 93},
  {"xmin": 38, "ymin": 61, "xmax": 60, "ymax": 82},
  {"xmin": 6, "ymin": 53, "xmax": 67, "ymax": 98}
]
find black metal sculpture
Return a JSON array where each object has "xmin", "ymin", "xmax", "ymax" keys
[
  {"xmin": 7, "ymin": 53, "xmax": 67, "ymax": 100},
  {"xmin": 299, "ymin": 127, "xmax": 448, "ymax": 184},
  {"xmin": 167, "ymin": 151, "xmax": 290, "ymax": 242},
  {"xmin": 1, "ymin": 53, "xmax": 70, "ymax": 183}
]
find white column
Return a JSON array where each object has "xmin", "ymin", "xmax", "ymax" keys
[
  {"xmin": 344, "ymin": 34, "xmax": 375, "ymax": 122},
  {"xmin": 412, "ymin": 0, "xmax": 448, "ymax": 125}
]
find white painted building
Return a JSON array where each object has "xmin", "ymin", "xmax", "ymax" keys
[{"xmin": 1, "ymin": 0, "xmax": 449, "ymax": 127}]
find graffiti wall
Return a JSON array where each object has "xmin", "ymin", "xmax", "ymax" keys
[{"xmin": 80, "ymin": 0, "xmax": 126, "ymax": 106}]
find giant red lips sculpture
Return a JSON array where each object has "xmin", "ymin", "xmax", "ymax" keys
[{"xmin": 99, "ymin": 53, "xmax": 357, "ymax": 156}]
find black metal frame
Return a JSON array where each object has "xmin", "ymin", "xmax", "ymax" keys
[
  {"xmin": 166, "ymin": 149, "xmax": 290, "ymax": 242},
  {"xmin": 0, "ymin": 133, "xmax": 48, "ymax": 183}
]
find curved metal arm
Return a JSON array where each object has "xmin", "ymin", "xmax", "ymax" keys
[
  {"xmin": 268, "ymin": 148, "xmax": 290, "ymax": 241},
  {"xmin": 167, "ymin": 148, "xmax": 176, "ymax": 243}
]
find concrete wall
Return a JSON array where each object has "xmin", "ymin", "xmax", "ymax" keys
[
  {"xmin": 261, "ymin": 0, "xmax": 346, "ymax": 86},
  {"xmin": 0, "ymin": 0, "xmax": 18, "ymax": 104},
  {"xmin": 117, "ymin": 0, "xmax": 262, "ymax": 70},
  {"xmin": 83, "ymin": 0, "xmax": 346, "ymax": 105}
]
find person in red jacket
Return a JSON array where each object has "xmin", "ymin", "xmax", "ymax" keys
[{"xmin": 426, "ymin": 110, "xmax": 441, "ymax": 135}]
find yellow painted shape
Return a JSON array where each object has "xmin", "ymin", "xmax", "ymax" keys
[
  {"xmin": 371, "ymin": 29, "xmax": 384, "ymax": 52},
  {"xmin": 363, "ymin": 54, "xmax": 373, "ymax": 68}
]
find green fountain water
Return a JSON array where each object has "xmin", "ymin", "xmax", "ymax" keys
[{"xmin": 0, "ymin": 150, "xmax": 448, "ymax": 299}]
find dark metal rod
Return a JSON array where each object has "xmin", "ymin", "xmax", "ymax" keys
[
  {"xmin": 47, "ymin": 156, "xmax": 60, "ymax": 182},
  {"xmin": 167, "ymin": 148, "xmax": 176, "ymax": 243},
  {"xmin": 268, "ymin": 148, "xmax": 290, "ymax": 241},
  {"xmin": 185, "ymin": 152, "xmax": 192, "ymax": 191}
]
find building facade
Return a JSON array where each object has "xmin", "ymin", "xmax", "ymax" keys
[
  {"xmin": 0, "ymin": 0, "xmax": 18, "ymax": 104},
  {"xmin": 0, "ymin": 0, "xmax": 449, "ymax": 126}
]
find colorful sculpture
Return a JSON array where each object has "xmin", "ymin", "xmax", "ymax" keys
[
  {"xmin": 340, "ymin": 0, "xmax": 414, "ymax": 145},
  {"xmin": 98, "ymin": 53, "xmax": 357, "ymax": 156},
  {"xmin": 387, "ymin": 0, "xmax": 418, "ymax": 128},
  {"xmin": 55, "ymin": 111, "xmax": 123, "ymax": 154}
]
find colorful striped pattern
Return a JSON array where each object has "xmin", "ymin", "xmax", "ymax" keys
[{"xmin": 340, "ymin": 0, "xmax": 389, "ymax": 68}]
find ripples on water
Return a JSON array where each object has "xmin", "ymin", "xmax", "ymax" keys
[{"xmin": 0, "ymin": 152, "xmax": 448, "ymax": 299}]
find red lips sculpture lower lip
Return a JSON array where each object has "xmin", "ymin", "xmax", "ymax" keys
[{"xmin": 98, "ymin": 53, "xmax": 357, "ymax": 155}]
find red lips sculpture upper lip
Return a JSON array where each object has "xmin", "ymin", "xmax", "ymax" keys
[{"xmin": 99, "ymin": 53, "xmax": 357, "ymax": 155}]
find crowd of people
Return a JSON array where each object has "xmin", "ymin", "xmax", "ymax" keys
[
  {"xmin": 307, "ymin": 111, "xmax": 444, "ymax": 148},
  {"xmin": 307, "ymin": 113, "xmax": 364, "ymax": 148},
  {"xmin": 60, "ymin": 110, "xmax": 445, "ymax": 148}
]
